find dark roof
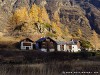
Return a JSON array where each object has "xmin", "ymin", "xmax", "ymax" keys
[
  {"xmin": 20, "ymin": 38, "xmax": 33, "ymax": 42},
  {"xmin": 36, "ymin": 37, "xmax": 56, "ymax": 43},
  {"xmin": 36, "ymin": 38, "xmax": 46, "ymax": 42}
]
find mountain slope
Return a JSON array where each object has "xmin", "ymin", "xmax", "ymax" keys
[
  {"xmin": 0, "ymin": 0, "xmax": 100, "ymax": 49},
  {"xmin": 75, "ymin": 0, "xmax": 100, "ymax": 34}
]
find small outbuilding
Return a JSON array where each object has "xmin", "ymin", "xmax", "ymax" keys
[
  {"xmin": 36, "ymin": 37, "xmax": 57, "ymax": 52},
  {"xmin": 20, "ymin": 38, "xmax": 34, "ymax": 50}
]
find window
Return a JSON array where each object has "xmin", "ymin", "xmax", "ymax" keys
[
  {"xmin": 42, "ymin": 45, "xmax": 46, "ymax": 48},
  {"xmin": 69, "ymin": 45, "xmax": 72, "ymax": 49},
  {"xmin": 23, "ymin": 42, "xmax": 31, "ymax": 46}
]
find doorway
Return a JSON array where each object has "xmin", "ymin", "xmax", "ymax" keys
[{"xmin": 26, "ymin": 47, "xmax": 29, "ymax": 50}]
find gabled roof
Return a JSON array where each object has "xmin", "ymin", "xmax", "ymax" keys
[
  {"xmin": 36, "ymin": 37, "xmax": 46, "ymax": 42},
  {"xmin": 67, "ymin": 40, "xmax": 79, "ymax": 45},
  {"xmin": 67, "ymin": 41, "xmax": 74, "ymax": 45},
  {"xmin": 36, "ymin": 37, "xmax": 56, "ymax": 43},
  {"xmin": 56, "ymin": 41, "xmax": 66, "ymax": 45},
  {"xmin": 20, "ymin": 38, "xmax": 34, "ymax": 42}
]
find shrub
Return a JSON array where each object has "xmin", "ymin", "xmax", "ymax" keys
[{"xmin": 80, "ymin": 40, "xmax": 92, "ymax": 49}]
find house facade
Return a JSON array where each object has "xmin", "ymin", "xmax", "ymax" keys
[
  {"xmin": 66, "ymin": 39, "xmax": 81, "ymax": 52},
  {"xmin": 56, "ymin": 41, "xmax": 67, "ymax": 52},
  {"xmin": 20, "ymin": 38, "xmax": 34, "ymax": 50},
  {"xmin": 36, "ymin": 37, "xmax": 57, "ymax": 52}
]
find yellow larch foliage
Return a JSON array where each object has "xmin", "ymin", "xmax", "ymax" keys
[
  {"xmin": 37, "ymin": 6, "xmax": 50, "ymax": 23},
  {"xmin": 29, "ymin": 4, "xmax": 39, "ymax": 23},
  {"xmin": 12, "ymin": 4, "xmax": 50, "ymax": 25},
  {"xmin": 38, "ymin": 7, "xmax": 43, "ymax": 23},
  {"xmin": 91, "ymin": 30, "xmax": 99, "ymax": 50},
  {"xmin": 40, "ymin": 7, "xmax": 50, "ymax": 23},
  {"xmin": 52, "ymin": 22, "xmax": 63, "ymax": 36},
  {"xmin": 77, "ymin": 28, "xmax": 82, "ymax": 37},
  {"xmin": 13, "ymin": 7, "xmax": 29, "ymax": 24}
]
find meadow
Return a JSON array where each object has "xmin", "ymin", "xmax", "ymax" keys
[
  {"xmin": 0, "ymin": 60, "xmax": 100, "ymax": 75},
  {"xmin": 0, "ymin": 48, "xmax": 100, "ymax": 75}
]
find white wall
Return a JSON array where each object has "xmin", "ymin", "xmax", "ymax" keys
[
  {"xmin": 64, "ymin": 45, "xmax": 67, "ymax": 52},
  {"xmin": 49, "ymin": 49, "xmax": 55, "ymax": 52},
  {"xmin": 72, "ymin": 45, "xmax": 79, "ymax": 52},
  {"xmin": 21, "ymin": 42, "xmax": 33, "ymax": 50},
  {"xmin": 57, "ymin": 45, "xmax": 67, "ymax": 52},
  {"xmin": 57, "ymin": 45, "xmax": 61, "ymax": 51},
  {"xmin": 41, "ymin": 48, "xmax": 47, "ymax": 52}
]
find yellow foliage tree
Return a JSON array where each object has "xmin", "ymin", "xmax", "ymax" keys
[
  {"xmin": 38, "ymin": 7, "xmax": 43, "ymax": 23},
  {"xmin": 91, "ymin": 30, "xmax": 99, "ymax": 50},
  {"xmin": 29, "ymin": 4, "xmax": 39, "ymax": 23},
  {"xmin": 13, "ymin": 7, "xmax": 29, "ymax": 25},
  {"xmin": 77, "ymin": 28, "xmax": 82, "ymax": 37},
  {"xmin": 52, "ymin": 22, "xmax": 62, "ymax": 36},
  {"xmin": 29, "ymin": 4, "xmax": 50, "ymax": 24},
  {"xmin": 37, "ymin": 6, "xmax": 50, "ymax": 23},
  {"xmin": 40, "ymin": 7, "xmax": 50, "ymax": 23}
]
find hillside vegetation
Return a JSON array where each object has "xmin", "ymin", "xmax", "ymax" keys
[
  {"xmin": 7, "ymin": 4, "xmax": 71, "ymax": 41},
  {"xmin": 0, "ymin": 0, "xmax": 100, "ymax": 49}
]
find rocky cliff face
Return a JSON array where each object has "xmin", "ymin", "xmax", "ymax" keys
[
  {"xmin": 74, "ymin": 0, "xmax": 100, "ymax": 34},
  {"xmin": 44, "ymin": 0, "xmax": 100, "ymax": 37},
  {"xmin": 0, "ymin": 0, "xmax": 16, "ymax": 32},
  {"xmin": 43, "ymin": 0, "xmax": 92, "ymax": 39}
]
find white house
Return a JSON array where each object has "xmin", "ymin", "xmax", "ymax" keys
[
  {"xmin": 71, "ymin": 45, "xmax": 80, "ymax": 52},
  {"xmin": 66, "ymin": 39, "xmax": 81, "ymax": 52},
  {"xmin": 20, "ymin": 38, "xmax": 34, "ymax": 50},
  {"xmin": 56, "ymin": 41, "xmax": 67, "ymax": 52}
]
